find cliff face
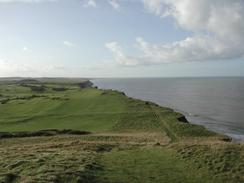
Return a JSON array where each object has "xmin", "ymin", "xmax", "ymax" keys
[
  {"xmin": 79, "ymin": 80, "xmax": 93, "ymax": 88},
  {"xmin": 177, "ymin": 116, "xmax": 189, "ymax": 123}
]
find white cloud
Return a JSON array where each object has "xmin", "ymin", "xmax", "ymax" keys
[
  {"xmin": 83, "ymin": 0, "xmax": 120, "ymax": 10},
  {"xmin": 107, "ymin": 0, "xmax": 244, "ymax": 66},
  {"xmin": 0, "ymin": 58, "xmax": 33, "ymax": 76},
  {"xmin": 108, "ymin": 0, "xmax": 119, "ymax": 10},
  {"xmin": 0, "ymin": 57, "xmax": 84, "ymax": 77},
  {"xmin": 135, "ymin": 36, "xmax": 243, "ymax": 64},
  {"xmin": 105, "ymin": 42, "xmax": 139, "ymax": 66},
  {"xmin": 144, "ymin": 0, "xmax": 244, "ymax": 42},
  {"xmin": 142, "ymin": 0, "xmax": 167, "ymax": 16},
  {"xmin": 63, "ymin": 41, "xmax": 76, "ymax": 48},
  {"xmin": 83, "ymin": 0, "xmax": 97, "ymax": 8}
]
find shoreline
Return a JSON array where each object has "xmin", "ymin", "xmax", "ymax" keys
[
  {"xmin": 0, "ymin": 77, "xmax": 238, "ymax": 142},
  {"xmin": 91, "ymin": 82, "xmax": 233, "ymax": 143},
  {"xmin": 90, "ymin": 78, "xmax": 244, "ymax": 141}
]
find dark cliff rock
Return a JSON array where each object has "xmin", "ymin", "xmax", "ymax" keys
[
  {"xmin": 177, "ymin": 116, "xmax": 189, "ymax": 123},
  {"xmin": 78, "ymin": 81, "xmax": 93, "ymax": 88}
]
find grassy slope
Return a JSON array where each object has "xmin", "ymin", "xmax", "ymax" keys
[
  {"xmin": 96, "ymin": 148, "xmax": 221, "ymax": 183},
  {"xmin": 0, "ymin": 81, "xmax": 243, "ymax": 183},
  {"xmin": 0, "ymin": 87, "xmax": 126, "ymax": 132}
]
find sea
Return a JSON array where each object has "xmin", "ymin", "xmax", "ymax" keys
[{"xmin": 92, "ymin": 77, "xmax": 244, "ymax": 141}]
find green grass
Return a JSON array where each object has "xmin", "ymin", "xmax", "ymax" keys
[
  {"xmin": 0, "ymin": 136, "xmax": 99, "ymax": 183},
  {"xmin": 1, "ymin": 83, "xmax": 205, "ymax": 136},
  {"xmin": 171, "ymin": 142, "xmax": 244, "ymax": 183},
  {"xmin": 0, "ymin": 80, "xmax": 243, "ymax": 183},
  {"xmin": 0, "ymin": 87, "xmax": 128, "ymax": 132},
  {"xmin": 96, "ymin": 147, "xmax": 222, "ymax": 183}
]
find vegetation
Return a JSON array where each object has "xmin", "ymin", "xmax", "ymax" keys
[{"xmin": 0, "ymin": 79, "xmax": 243, "ymax": 183}]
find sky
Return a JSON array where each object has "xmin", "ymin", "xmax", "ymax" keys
[{"xmin": 0, "ymin": 0, "xmax": 244, "ymax": 77}]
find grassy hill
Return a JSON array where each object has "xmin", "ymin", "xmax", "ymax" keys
[{"xmin": 0, "ymin": 79, "xmax": 243, "ymax": 183}]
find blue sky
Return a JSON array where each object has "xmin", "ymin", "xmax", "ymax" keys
[{"xmin": 0, "ymin": 0, "xmax": 244, "ymax": 77}]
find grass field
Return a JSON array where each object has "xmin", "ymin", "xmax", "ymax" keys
[{"xmin": 0, "ymin": 79, "xmax": 243, "ymax": 183}]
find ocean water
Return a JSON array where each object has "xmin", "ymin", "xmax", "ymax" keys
[{"xmin": 92, "ymin": 77, "xmax": 244, "ymax": 140}]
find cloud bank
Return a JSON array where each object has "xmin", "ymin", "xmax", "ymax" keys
[
  {"xmin": 0, "ymin": 58, "xmax": 83, "ymax": 77},
  {"xmin": 107, "ymin": 0, "xmax": 244, "ymax": 65}
]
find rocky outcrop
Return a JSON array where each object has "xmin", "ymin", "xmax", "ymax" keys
[
  {"xmin": 79, "ymin": 80, "xmax": 93, "ymax": 88},
  {"xmin": 177, "ymin": 116, "xmax": 189, "ymax": 123}
]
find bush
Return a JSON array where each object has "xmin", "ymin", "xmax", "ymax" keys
[{"xmin": 52, "ymin": 87, "xmax": 67, "ymax": 91}]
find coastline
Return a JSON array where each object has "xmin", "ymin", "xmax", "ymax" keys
[
  {"xmin": 91, "ymin": 78, "xmax": 244, "ymax": 142},
  {"xmin": 91, "ymin": 81, "xmax": 232, "ymax": 143},
  {"xmin": 0, "ymin": 78, "xmax": 243, "ymax": 182}
]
